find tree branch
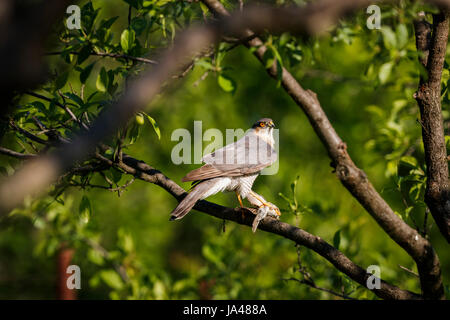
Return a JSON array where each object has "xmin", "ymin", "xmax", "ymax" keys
[
  {"xmin": 413, "ymin": 11, "xmax": 450, "ymax": 244},
  {"xmin": 45, "ymin": 51, "xmax": 158, "ymax": 65},
  {"xmin": 0, "ymin": 146, "xmax": 35, "ymax": 159},
  {"xmin": 92, "ymin": 152, "xmax": 420, "ymax": 300},
  {"xmin": 201, "ymin": 0, "xmax": 445, "ymax": 299},
  {"xmin": 283, "ymin": 277, "xmax": 357, "ymax": 300}
]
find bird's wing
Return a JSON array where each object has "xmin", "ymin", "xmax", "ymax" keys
[{"xmin": 182, "ymin": 133, "xmax": 276, "ymax": 182}]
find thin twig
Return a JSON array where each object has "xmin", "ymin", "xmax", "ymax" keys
[
  {"xmin": 398, "ymin": 265, "xmax": 420, "ymax": 278},
  {"xmin": 45, "ymin": 51, "xmax": 157, "ymax": 65},
  {"xmin": 0, "ymin": 147, "xmax": 36, "ymax": 159},
  {"xmin": 283, "ymin": 277, "xmax": 357, "ymax": 300}
]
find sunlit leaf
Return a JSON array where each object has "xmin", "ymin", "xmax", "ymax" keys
[
  {"xmin": 379, "ymin": 62, "xmax": 393, "ymax": 84},
  {"xmin": 121, "ymin": 29, "xmax": 135, "ymax": 53},
  {"xmin": 217, "ymin": 74, "xmax": 236, "ymax": 93},
  {"xmin": 79, "ymin": 195, "xmax": 91, "ymax": 223},
  {"xmin": 96, "ymin": 67, "xmax": 108, "ymax": 92},
  {"xmin": 143, "ymin": 112, "xmax": 161, "ymax": 140}
]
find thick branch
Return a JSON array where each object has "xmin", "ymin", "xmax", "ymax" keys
[
  {"xmin": 201, "ymin": 0, "xmax": 444, "ymax": 299},
  {"xmin": 93, "ymin": 153, "xmax": 420, "ymax": 300},
  {"xmin": 414, "ymin": 12, "xmax": 450, "ymax": 244}
]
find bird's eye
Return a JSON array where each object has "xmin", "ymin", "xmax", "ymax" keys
[{"xmin": 260, "ymin": 122, "xmax": 265, "ymax": 127}]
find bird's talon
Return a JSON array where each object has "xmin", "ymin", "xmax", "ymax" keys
[{"xmin": 259, "ymin": 202, "xmax": 281, "ymax": 218}]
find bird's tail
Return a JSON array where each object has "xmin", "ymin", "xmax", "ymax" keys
[{"xmin": 170, "ymin": 179, "xmax": 215, "ymax": 220}]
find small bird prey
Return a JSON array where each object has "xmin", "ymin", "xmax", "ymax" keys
[{"xmin": 170, "ymin": 118, "xmax": 281, "ymax": 226}]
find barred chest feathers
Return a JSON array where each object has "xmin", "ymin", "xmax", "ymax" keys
[
  {"xmin": 232, "ymin": 174, "xmax": 259, "ymax": 198},
  {"xmin": 199, "ymin": 174, "xmax": 259, "ymax": 201}
]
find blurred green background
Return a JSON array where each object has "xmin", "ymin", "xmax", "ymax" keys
[{"xmin": 0, "ymin": 0, "xmax": 448, "ymax": 299}]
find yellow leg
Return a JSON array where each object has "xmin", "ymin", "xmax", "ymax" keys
[{"xmin": 236, "ymin": 191, "xmax": 244, "ymax": 208}]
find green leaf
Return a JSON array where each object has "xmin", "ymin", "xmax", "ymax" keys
[
  {"xmin": 263, "ymin": 49, "xmax": 275, "ymax": 68},
  {"xmin": 279, "ymin": 33, "xmax": 291, "ymax": 46},
  {"xmin": 79, "ymin": 195, "xmax": 91, "ymax": 223},
  {"xmin": 136, "ymin": 114, "xmax": 145, "ymax": 125},
  {"xmin": 100, "ymin": 16, "xmax": 119, "ymax": 29},
  {"xmin": 404, "ymin": 206, "xmax": 413, "ymax": 219},
  {"xmin": 365, "ymin": 105, "xmax": 385, "ymax": 119},
  {"xmin": 96, "ymin": 67, "xmax": 108, "ymax": 92},
  {"xmin": 121, "ymin": 29, "xmax": 135, "ymax": 53},
  {"xmin": 333, "ymin": 230, "xmax": 341, "ymax": 249},
  {"xmin": 199, "ymin": 2, "xmax": 209, "ymax": 14},
  {"xmin": 31, "ymin": 101, "xmax": 48, "ymax": 116},
  {"xmin": 195, "ymin": 59, "xmax": 215, "ymax": 70},
  {"xmin": 270, "ymin": 45, "xmax": 283, "ymax": 68},
  {"xmin": 107, "ymin": 70, "xmax": 117, "ymax": 95},
  {"xmin": 143, "ymin": 112, "xmax": 161, "ymax": 140},
  {"xmin": 55, "ymin": 71, "xmax": 69, "ymax": 90},
  {"xmin": 409, "ymin": 182, "xmax": 424, "ymax": 202},
  {"xmin": 128, "ymin": 122, "xmax": 140, "ymax": 144},
  {"xmin": 386, "ymin": 160, "xmax": 397, "ymax": 177},
  {"xmin": 380, "ymin": 26, "xmax": 397, "ymax": 49},
  {"xmin": 80, "ymin": 63, "xmax": 95, "ymax": 84},
  {"xmin": 399, "ymin": 156, "xmax": 418, "ymax": 169},
  {"xmin": 64, "ymin": 92, "xmax": 84, "ymax": 106},
  {"xmin": 276, "ymin": 59, "xmax": 283, "ymax": 87},
  {"xmin": 398, "ymin": 156, "xmax": 418, "ymax": 177},
  {"xmin": 77, "ymin": 45, "xmax": 92, "ymax": 65},
  {"xmin": 378, "ymin": 62, "xmax": 393, "ymax": 84},
  {"xmin": 111, "ymin": 168, "xmax": 122, "ymax": 184},
  {"xmin": 81, "ymin": 2, "xmax": 98, "ymax": 34},
  {"xmin": 87, "ymin": 248, "xmax": 105, "ymax": 265},
  {"xmin": 118, "ymin": 228, "xmax": 134, "ymax": 253},
  {"xmin": 217, "ymin": 74, "xmax": 236, "ymax": 93},
  {"xmin": 442, "ymin": 69, "xmax": 450, "ymax": 86},
  {"xmin": 131, "ymin": 17, "xmax": 147, "ymax": 35},
  {"xmin": 99, "ymin": 270, "xmax": 124, "ymax": 290},
  {"xmin": 153, "ymin": 280, "xmax": 166, "ymax": 299},
  {"xmin": 396, "ymin": 24, "xmax": 408, "ymax": 49}
]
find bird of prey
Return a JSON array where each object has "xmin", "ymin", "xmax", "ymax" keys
[{"xmin": 170, "ymin": 118, "xmax": 280, "ymax": 223}]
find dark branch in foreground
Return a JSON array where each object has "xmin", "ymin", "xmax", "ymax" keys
[{"xmin": 0, "ymin": 0, "xmax": 74, "ymax": 117}]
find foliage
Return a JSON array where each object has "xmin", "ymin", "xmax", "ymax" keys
[{"xmin": 0, "ymin": 0, "xmax": 449, "ymax": 299}]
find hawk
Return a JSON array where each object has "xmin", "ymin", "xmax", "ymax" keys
[{"xmin": 170, "ymin": 118, "xmax": 281, "ymax": 224}]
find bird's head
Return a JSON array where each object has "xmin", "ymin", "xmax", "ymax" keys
[
  {"xmin": 252, "ymin": 118, "xmax": 275, "ymax": 131},
  {"xmin": 251, "ymin": 118, "xmax": 276, "ymax": 145}
]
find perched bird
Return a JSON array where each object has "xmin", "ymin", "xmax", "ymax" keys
[{"xmin": 170, "ymin": 118, "xmax": 280, "ymax": 221}]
